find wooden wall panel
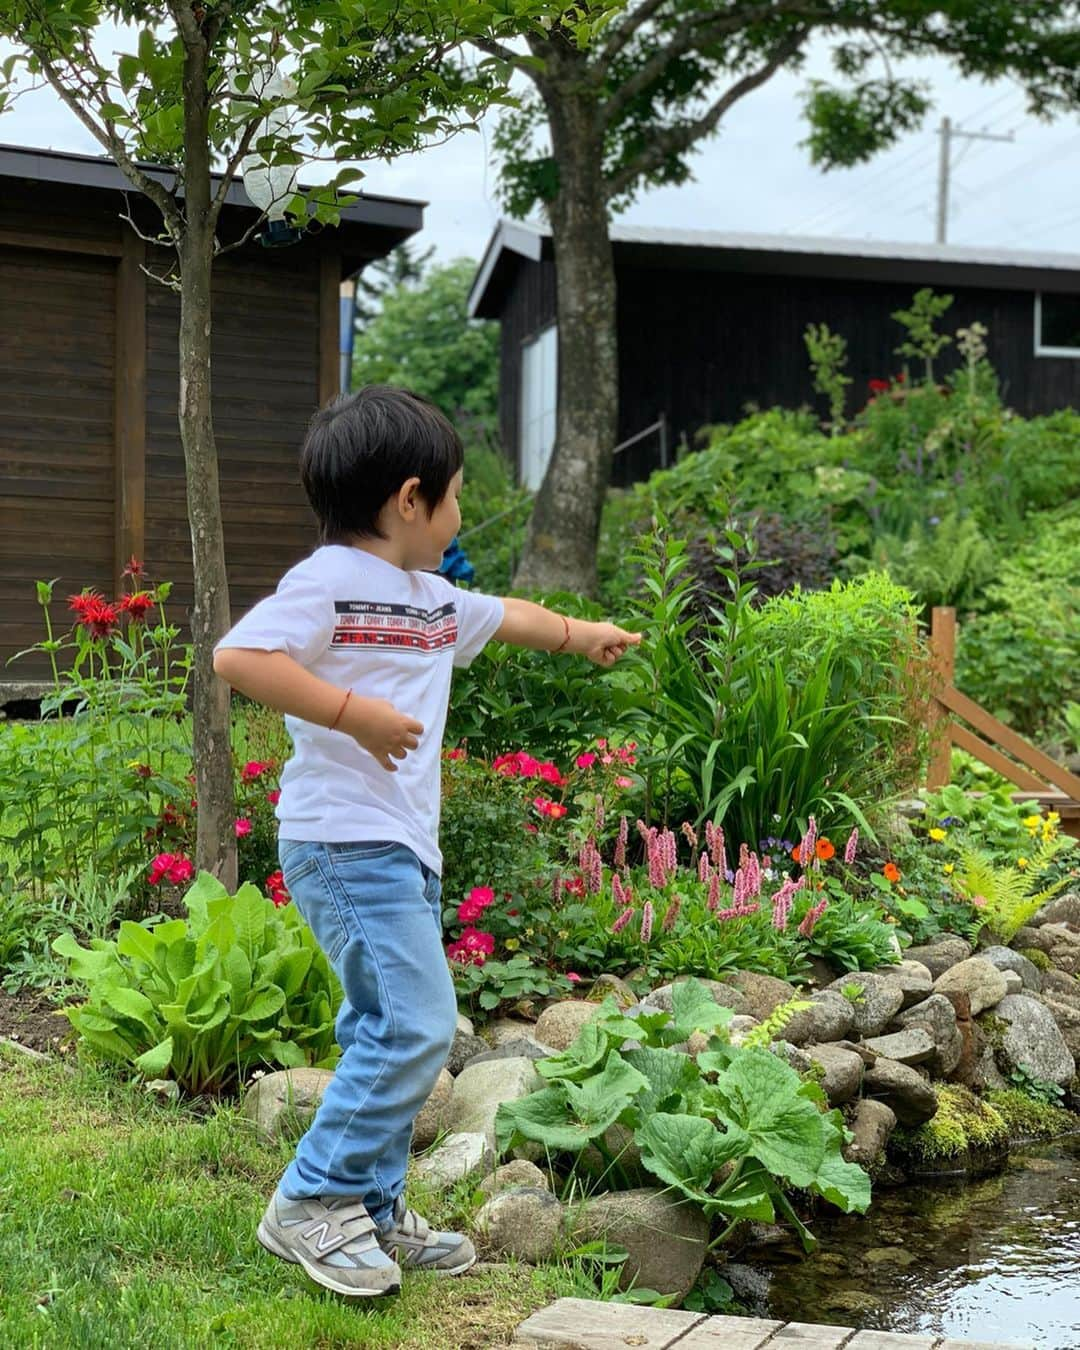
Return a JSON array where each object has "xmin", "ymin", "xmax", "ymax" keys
[
  {"xmin": 0, "ymin": 248, "xmax": 117, "ymax": 677},
  {"xmin": 143, "ymin": 246, "xmax": 322, "ymax": 626}
]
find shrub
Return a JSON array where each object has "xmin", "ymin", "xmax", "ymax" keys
[{"xmin": 52, "ymin": 872, "xmax": 340, "ymax": 1096}]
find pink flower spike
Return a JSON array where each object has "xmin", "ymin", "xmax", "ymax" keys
[
  {"xmin": 640, "ymin": 900, "xmax": 654, "ymax": 944},
  {"xmin": 844, "ymin": 827, "xmax": 859, "ymax": 865},
  {"xmin": 698, "ymin": 852, "xmax": 711, "ymax": 884},
  {"xmin": 662, "ymin": 894, "xmax": 682, "ymax": 932},
  {"xmin": 611, "ymin": 905, "xmax": 635, "ymax": 934},
  {"xmin": 614, "ymin": 815, "xmax": 629, "ymax": 870}
]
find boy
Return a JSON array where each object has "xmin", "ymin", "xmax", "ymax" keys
[{"xmin": 213, "ymin": 385, "xmax": 639, "ymax": 1298}]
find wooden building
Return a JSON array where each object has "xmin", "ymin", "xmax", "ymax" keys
[
  {"xmin": 468, "ymin": 220, "xmax": 1080, "ymax": 488},
  {"xmin": 0, "ymin": 144, "xmax": 422, "ymax": 686}
]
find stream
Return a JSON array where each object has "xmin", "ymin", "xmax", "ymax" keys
[{"xmin": 740, "ymin": 1136, "xmax": 1080, "ymax": 1348}]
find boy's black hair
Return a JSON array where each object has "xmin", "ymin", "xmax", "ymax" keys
[{"xmin": 299, "ymin": 385, "xmax": 463, "ymax": 543}]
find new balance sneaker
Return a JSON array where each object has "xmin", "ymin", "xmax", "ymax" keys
[
  {"xmin": 257, "ymin": 1191, "xmax": 402, "ymax": 1297},
  {"xmin": 376, "ymin": 1195, "xmax": 477, "ymax": 1276}
]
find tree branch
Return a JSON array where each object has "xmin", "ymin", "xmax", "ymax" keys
[
  {"xmin": 598, "ymin": 0, "xmax": 673, "ymax": 67},
  {"xmin": 213, "ymin": 214, "xmax": 266, "ymax": 258},
  {"xmin": 602, "ymin": 3, "xmax": 799, "ymax": 127},
  {"xmin": 603, "ymin": 29, "xmax": 807, "ymax": 202}
]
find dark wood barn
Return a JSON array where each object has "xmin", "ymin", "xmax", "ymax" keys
[
  {"xmin": 468, "ymin": 220, "xmax": 1080, "ymax": 488},
  {"xmin": 0, "ymin": 144, "xmax": 422, "ymax": 687}
]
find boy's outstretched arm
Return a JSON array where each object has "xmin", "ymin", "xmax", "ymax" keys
[
  {"xmin": 212, "ymin": 648, "xmax": 423, "ymax": 772},
  {"xmin": 495, "ymin": 597, "xmax": 641, "ymax": 668}
]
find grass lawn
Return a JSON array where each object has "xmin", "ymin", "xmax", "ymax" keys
[{"xmin": 0, "ymin": 1045, "xmax": 590, "ymax": 1348}]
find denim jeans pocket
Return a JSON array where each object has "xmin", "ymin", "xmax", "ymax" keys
[{"xmin": 280, "ymin": 851, "xmax": 350, "ymax": 964}]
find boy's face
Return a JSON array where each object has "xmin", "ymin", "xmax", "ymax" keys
[{"xmin": 401, "ymin": 468, "xmax": 463, "ymax": 571}]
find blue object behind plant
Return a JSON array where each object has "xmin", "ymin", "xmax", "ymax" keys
[{"xmin": 439, "ymin": 536, "xmax": 475, "ymax": 585}]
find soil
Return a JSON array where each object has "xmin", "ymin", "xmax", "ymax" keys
[{"xmin": 0, "ymin": 987, "xmax": 77, "ymax": 1057}]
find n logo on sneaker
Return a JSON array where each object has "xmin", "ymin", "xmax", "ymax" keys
[{"xmin": 301, "ymin": 1220, "xmax": 342, "ymax": 1253}]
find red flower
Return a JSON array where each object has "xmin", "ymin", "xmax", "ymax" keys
[
  {"xmin": 566, "ymin": 972, "xmax": 582, "ymax": 984},
  {"xmin": 122, "ymin": 556, "xmax": 145, "ymax": 578},
  {"xmin": 615, "ymin": 776, "xmax": 634, "ymax": 789},
  {"xmin": 266, "ymin": 789, "xmax": 281, "ymax": 806},
  {"xmin": 266, "ymin": 870, "xmax": 291, "ymax": 907},
  {"xmin": 132, "ymin": 763, "xmax": 152, "ymax": 779},
  {"xmin": 148, "ymin": 852, "xmax": 194, "ymax": 886},
  {"xmin": 457, "ymin": 885, "xmax": 496, "ymax": 924},
  {"xmin": 68, "ymin": 591, "xmax": 119, "ymax": 639},
  {"xmin": 883, "ymin": 862, "xmax": 901, "ymax": 883},
  {"xmin": 538, "ymin": 761, "xmax": 566, "ymax": 786},
  {"xmin": 444, "ymin": 747, "xmax": 467, "ymax": 760},
  {"xmin": 446, "ymin": 926, "xmax": 495, "ymax": 966},
  {"xmin": 868, "ymin": 378, "xmax": 891, "ymax": 394},
  {"xmin": 118, "ymin": 591, "xmax": 155, "ymax": 623},
  {"xmin": 493, "ymin": 751, "xmax": 542, "ymax": 779},
  {"xmin": 241, "ymin": 760, "xmax": 272, "ymax": 783},
  {"xmin": 576, "ymin": 752, "xmax": 597, "ymax": 769},
  {"xmin": 533, "ymin": 796, "xmax": 568, "ymax": 820},
  {"xmin": 562, "ymin": 876, "xmax": 586, "ymax": 898},
  {"xmin": 235, "ymin": 817, "xmax": 252, "ymax": 838}
]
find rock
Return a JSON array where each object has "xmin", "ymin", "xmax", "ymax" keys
[
  {"xmin": 781, "ymin": 991, "xmax": 855, "ymax": 1047},
  {"xmin": 475, "ymin": 1187, "xmax": 565, "ymax": 1263},
  {"xmin": 1045, "ymin": 926, "xmax": 1080, "ymax": 976},
  {"xmin": 143, "ymin": 1079, "xmax": 180, "ymax": 1103},
  {"xmin": 863, "ymin": 1057, "xmax": 938, "ymax": 1126},
  {"xmin": 823, "ymin": 973, "xmax": 905, "ymax": 1037},
  {"xmin": 994, "ymin": 993, "xmax": 1076, "ymax": 1087},
  {"xmin": 940, "ymin": 990, "xmax": 976, "ymax": 1085},
  {"xmin": 1039, "ymin": 968, "xmax": 1080, "ymax": 1004},
  {"xmin": 844, "ymin": 1098, "xmax": 897, "ymax": 1165},
  {"xmin": 972, "ymin": 1039, "xmax": 1007, "ymax": 1092},
  {"xmin": 241, "ymin": 1067, "xmax": 334, "ymax": 1142},
  {"xmin": 724, "ymin": 971, "xmax": 799, "ymax": 1021},
  {"xmin": 933, "ymin": 957, "xmax": 1009, "ymax": 1015},
  {"xmin": 446, "ymin": 1012, "xmax": 490, "ymax": 1075},
  {"xmin": 479, "ymin": 1160, "xmax": 551, "ymax": 1198},
  {"xmin": 1013, "ymin": 925, "xmax": 1056, "ymax": 954},
  {"xmin": 571, "ymin": 1188, "xmax": 709, "ymax": 1299},
  {"xmin": 588, "ymin": 973, "xmax": 637, "ymax": 1008},
  {"xmin": 978, "ymin": 945, "xmax": 1042, "ymax": 993},
  {"xmin": 533, "ymin": 1001, "xmax": 600, "ymax": 1052},
  {"xmin": 861, "ymin": 1028, "xmax": 935, "ymax": 1067},
  {"xmin": 466, "ymin": 1038, "xmax": 552, "ymax": 1068},
  {"xmin": 1031, "ymin": 892, "xmax": 1080, "ymax": 927},
  {"xmin": 641, "ymin": 977, "xmax": 750, "ymax": 1019},
  {"xmin": 449, "ymin": 1057, "xmax": 542, "ymax": 1152},
  {"xmin": 894, "ymin": 993, "xmax": 963, "ymax": 1077},
  {"xmin": 803, "ymin": 1043, "xmax": 864, "ymax": 1104},
  {"xmin": 1041, "ymin": 996, "xmax": 1080, "ymax": 1059},
  {"xmin": 871, "ymin": 959, "xmax": 933, "ymax": 1009},
  {"xmin": 904, "ymin": 937, "xmax": 973, "ymax": 979},
  {"xmin": 486, "ymin": 1017, "xmax": 538, "ymax": 1047},
  {"xmin": 412, "ymin": 1067, "xmax": 454, "ymax": 1151},
  {"xmin": 412, "ymin": 1131, "xmax": 492, "ymax": 1188},
  {"xmin": 727, "ymin": 1015, "xmax": 761, "ymax": 1047},
  {"xmin": 771, "ymin": 1041, "xmax": 812, "ymax": 1073},
  {"xmin": 1002, "ymin": 970, "xmax": 1023, "ymax": 996},
  {"xmin": 834, "ymin": 1038, "xmax": 878, "ymax": 1066}
]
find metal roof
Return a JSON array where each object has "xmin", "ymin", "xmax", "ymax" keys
[
  {"xmin": 468, "ymin": 217, "xmax": 1080, "ymax": 317},
  {"xmin": 0, "ymin": 142, "xmax": 425, "ymax": 236}
]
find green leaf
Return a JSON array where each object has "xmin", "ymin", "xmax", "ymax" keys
[
  {"xmin": 535, "ymin": 1017, "xmax": 609, "ymax": 1083},
  {"xmin": 100, "ymin": 983, "xmax": 159, "ymax": 1031},
  {"xmin": 636, "ymin": 1113, "xmax": 748, "ymax": 1199},
  {"xmin": 669, "ymin": 979, "xmax": 736, "ymax": 1042},
  {"xmin": 133, "ymin": 1038, "xmax": 174, "ymax": 1078},
  {"xmin": 814, "ymin": 1115, "xmax": 872, "ymax": 1214},
  {"xmin": 238, "ymin": 987, "xmax": 286, "ymax": 1022},
  {"xmin": 621, "ymin": 1046, "xmax": 700, "ymax": 1115},
  {"xmin": 709, "ymin": 1048, "xmax": 826, "ymax": 1189},
  {"xmin": 495, "ymin": 1085, "xmax": 596, "ymax": 1153},
  {"xmin": 563, "ymin": 1052, "xmax": 649, "ymax": 1130},
  {"xmin": 270, "ymin": 1039, "xmax": 307, "ymax": 1068}
]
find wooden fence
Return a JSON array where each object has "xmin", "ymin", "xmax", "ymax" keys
[{"xmin": 928, "ymin": 606, "xmax": 1080, "ymax": 839}]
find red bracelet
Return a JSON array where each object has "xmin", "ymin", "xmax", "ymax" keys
[
  {"xmin": 554, "ymin": 615, "xmax": 571, "ymax": 654},
  {"xmin": 328, "ymin": 688, "xmax": 352, "ymax": 731}
]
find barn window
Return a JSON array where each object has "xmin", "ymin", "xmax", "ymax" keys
[
  {"xmin": 1034, "ymin": 292, "xmax": 1080, "ymax": 357},
  {"xmin": 520, "ymin": 323, "xmax": 558, "ymax": 489}
]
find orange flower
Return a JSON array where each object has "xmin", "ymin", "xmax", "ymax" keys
[
  {"xmin": 791, "ymin": 843, "xmax": 803, "ymax": 864},
  {"xmin": 815, "ymin": 838, "xmax": 835, "ymax": 861},
  {"xmin": 883, "ymin": 862, "xmax": 901, "ymax": 883}
]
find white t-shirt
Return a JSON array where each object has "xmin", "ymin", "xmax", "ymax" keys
[{"xmin": 215, "ymin": 545, "xmax": 504, "ymax": 875}]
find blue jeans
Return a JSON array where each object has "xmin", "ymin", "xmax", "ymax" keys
[{"xmin": 276, "ymin": 839, "xmax": 458, "ymax": 1222}]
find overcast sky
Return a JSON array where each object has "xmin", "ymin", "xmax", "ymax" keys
[{"xmin": 3, "ymin": 33, "xmax": 1079, "ymax": 266}]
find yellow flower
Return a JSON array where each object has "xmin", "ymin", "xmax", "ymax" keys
[
  {"xmin": 928, "ymin": 827, "xmax": 947, "ymax": 842},
  {"xmin": 1048, "ymin": 811, "xmax": 1061, "ymax": 823},
  {"xmin": 943, "ymin": 863, "xmax": 955, "ymax": 875},
  {"xmin": 1022, "ymin": 815, "xmax": 1041, "ymax": 829},
  {"xmin": 1017, "ymin": 857, "xmax": 1028, "ymax": 869}
]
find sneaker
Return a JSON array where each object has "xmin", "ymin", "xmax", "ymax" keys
[
  {"xmin": 377, "ymin": 1195, "xmax": 477, "ymax": 1276},
  {"xmin": 257, "ymin": 1191, "xmax": 402, "ymax": 1298}
]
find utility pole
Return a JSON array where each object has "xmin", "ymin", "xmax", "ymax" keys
[{"xmin": 936, "ymin": 115, "xmax": 1016, "ymax": 243}]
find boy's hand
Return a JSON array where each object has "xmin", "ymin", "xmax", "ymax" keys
[
  {"xmin": 343, "ymin": 696, "xmax": 424, "ymax": 772},
  {"xmin": 582, "ymin": 622, "xmax": 642, "ymax": 668}
]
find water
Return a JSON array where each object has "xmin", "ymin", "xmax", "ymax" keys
[{"xmin": 745, "ymin": 1137, "xmax": 1080, "ymax": 1348}]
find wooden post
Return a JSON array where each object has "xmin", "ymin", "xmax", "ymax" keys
[
  {"xmin": 926, "ymin": 606, "xmax": 955, "ymax": 789},
  {"xmin": 318, "ymin": 244, "xmax": 341, "ymax": 408},
  {"xmin": 114, "ymin": 229, "xmax": 147, "ymax": 592}
]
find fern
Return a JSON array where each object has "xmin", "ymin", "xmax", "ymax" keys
[
  {"xmin": 743, "ymin": 996, "xmax": 814, "ymax": 1049},
  {"xmin": 956, "ymin": 839, "xmax": 1072, "ymax": 944}
]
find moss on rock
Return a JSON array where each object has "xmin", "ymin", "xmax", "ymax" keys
[
  {"xmin": 889, "ymin": 1084, "xmax": 1008, "ymax": 1172},
  {"xmin": 986, "ymin": 1088, "xmax": 1079, "ymax": 1142},
  {"xmin": 1018, "ymin": 947, "xmax": 1052, "ymax": 972}
]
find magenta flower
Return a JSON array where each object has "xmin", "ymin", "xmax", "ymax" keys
[
  {"xmin": 844, "ymin": 827, "xmax": 859, "ymax": 865},
  {"xmin": 640, "ymin": 901, "xmax": 654, "ymax": 944},
  {"xmin": 235, "ymin": 817, "xmax": 252, "ymax": 838},
  {"xmin": 611, "ymin": 905, "xmax": 635, "ymax": 934}
]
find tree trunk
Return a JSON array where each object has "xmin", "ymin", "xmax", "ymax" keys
[
  {"xmin": 179, "ymin": 29, "xmax": 236, "ymax": 888},
  {"xmin": 513, "ymin": 57, "xmax": 617, "ymax": 596}
]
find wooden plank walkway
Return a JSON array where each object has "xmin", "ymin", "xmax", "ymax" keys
[{"xmin": 509, "ymin": 1299, "xmax": 1034, "ymax": 1350}]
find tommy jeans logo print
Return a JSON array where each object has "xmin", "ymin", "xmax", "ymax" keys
[{"xmin": 331, "ymin": 600, "xmax": 458, "ymax": 653}]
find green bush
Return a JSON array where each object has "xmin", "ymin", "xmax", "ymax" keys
[{"xmin": 52, "ymin": 873, "xmax": 341, "ymax": 1097}]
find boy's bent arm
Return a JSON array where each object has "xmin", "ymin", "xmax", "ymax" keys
[
  {"xmin": 212, "ymin": 648, "xmax": 423, "ymax": 771},
  {"xmin": 495, "ymin": 597, "xmax": 640, "ymax": 668}
]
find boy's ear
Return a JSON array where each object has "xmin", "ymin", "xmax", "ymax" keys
[{"xmin": 396, "ymin": 476, "xmax": 422, "ymax": 521}]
